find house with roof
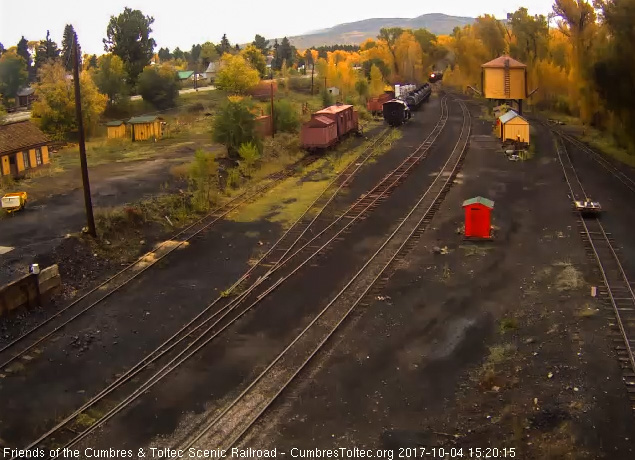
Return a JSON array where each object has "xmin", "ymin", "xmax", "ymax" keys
[
  {"xmin": 106, "ymin": 120, "xmax": 126, "ymax": 139},
  {"xmin": 497, "ymin": 110, "xmax": 530, "ymax": 144},
  {"xmin": 0, "ymin": 121, "xmax": 51, "ymax": 178},
  {"xmin": 128, "ymin": 116, "xmax": 165, "ymax": 142},
  {"xmin": 15, "ymin": 87, "xmax": 36, "ymax": 110},
  {"xmin": 177, "ymin": 70, "xmax": 195, "ymax": 81}
]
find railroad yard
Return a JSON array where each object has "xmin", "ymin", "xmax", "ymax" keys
[{"xmin": 1, "ymin": 89, "xmax": 635, "ymax": 460}]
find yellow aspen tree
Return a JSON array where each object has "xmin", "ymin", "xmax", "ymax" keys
[{"xmin": 369, "ymin": 64, "xmax": 384, "ymax": 97}]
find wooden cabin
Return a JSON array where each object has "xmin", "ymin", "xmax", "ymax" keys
[
  {"xmin": 106, "ymin": 120, "xmax": 126, "ymax": 139},
  {"xmin": 498, "ymin": 110, "xmax": 530, "ymax": 144},
  {"xmin": 0, "ymin": 121, "xmax": 50, "ymax": 178},
  {"xmin": 128, "ymin": 116, "xmax": 165, "ymax": 142},
  {"xmin": 15, "ymin": 87, "xmax": 36, "ymax": 110}
]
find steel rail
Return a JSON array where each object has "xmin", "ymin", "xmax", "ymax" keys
[
  {"xmin": 552, "ymin": 130, "xmax": 635, "ymax": 404},
  {"xmin": 0, "ymin": 154, "xmax": 318, "ymax": 367},
  {"xmin": 559, "ymin": 130, "xmax": 635, "ymax": 194},
  {"xmin": 181, "ymin": 99, "xmax": 471, "ymax": 450},
  {"xmin": 41, "ymin": 97, "xmax": 451, "ymax": 455},
  {"xmin": 16, "ymin": 125, "xmax": 398, "ymax": 456}
]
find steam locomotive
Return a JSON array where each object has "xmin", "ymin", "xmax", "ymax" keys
[{"xmin": 382, "ymin": 83, "xmax": 432, "ymax": 126}]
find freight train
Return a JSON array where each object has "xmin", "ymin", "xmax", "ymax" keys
[
  {"xmin": 301, "ymin": 104, "xmax": 359, "ymax": 150},
  {"xmin": 382, "ymin": 83, "xmax": 432, "ymax": 126}
]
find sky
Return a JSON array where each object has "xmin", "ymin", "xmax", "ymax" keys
[{"xmin": 0, "ymin": 1, "xmax": 556, "ymax": 55}]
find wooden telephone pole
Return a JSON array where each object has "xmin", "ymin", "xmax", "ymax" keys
[
  {"xmin": 72, "ymin": 37, "xmax": 96, "ymax": 237},
  {"xmin": 270, "ymin": 82, "xmax": 275, "ymax": 138}
]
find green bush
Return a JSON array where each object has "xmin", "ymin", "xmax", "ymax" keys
[
  {"xmin": 188, "ymin": 149, "xmax": 219, "ymax": 211},
  {"xmin": 138, "ymin": 66, "xmax": 179, "ymax": 110},
  {"xmin": 225, "ymin": 167, "xmax": 241, "ymax": 191},
  {"xmin": 268, "ymin": 99, "xmax": 300, "ymax": 133},
  {"xmin": 238, "ymin": 142, "xmax": 260, "ymax": 176},
  {"xmin": 321, "ymin": 90, "xmax": 334, "ymax": 108},
  {"xmin": 288, "ymin": 76, "xmax": 313, "ymax": 93},
  {"xmin": 212, "ymin": 97, "xmax": 261, "ymax": 158}
]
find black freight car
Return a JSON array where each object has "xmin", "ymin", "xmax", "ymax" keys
[{"xmin": 382, "ymin": 100, "xmax": 411, "ymax": 126}]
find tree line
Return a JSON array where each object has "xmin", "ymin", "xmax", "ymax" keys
[{"xmin": 442, "ymin": 0, "xmax": 635, "ymax": 151}]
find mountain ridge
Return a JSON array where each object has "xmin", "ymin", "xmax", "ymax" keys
[{"xmin": 283, "ymin": 13, "xmax": 475, "ymax": 49}]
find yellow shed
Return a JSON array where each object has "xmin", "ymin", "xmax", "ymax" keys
[
  {"xmin": 498, "ymin": 110, "xmax": 530, "ymax": 144},
  {"xmin": 0, "ymin": 120, "xmax": 51, "ymax": 178},
  {"xmin": 106, "ymin": 120, "xmax": 126, "ymax": 139},
  {"xmin": 128, "ymin": 115, "xmax": 165, "ymax": 142},
  {"xmin": 482, "ymin": 56, "xmax": 527, "ymax": 101}
]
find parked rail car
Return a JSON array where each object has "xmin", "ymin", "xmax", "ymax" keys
[
  {"xmin": 383, "ymin": 100, "xmax": 411, "ymax": 126},
  {"xmin": 367, "ymin": 92, "xmax": 394, "ymax": 115},
  {"xmin": 301, "ymin": 104, "xmax": 359, "ymax": 150},
  {"xmin": 404, "ymin": 84, "xmax": 432, "ymax": 109}
]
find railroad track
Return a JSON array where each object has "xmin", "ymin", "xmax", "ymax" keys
[
  {"xmin": 0, "ymin": 125, "xmax": 394, "ymax": 372},
  {"xmin": 17, "ymin": 97, "xmax": 451, "ymax": 457},
  {"xmin": 552, "ymin": 132, "xmax": 635, "ymax": 411},
  {"xmin": 543, "ymin": 121, "xmax": 635, "ymax": 195},
  {"xmin": 177, "ymin": 98, "xmax": 471, "ymax": 450},
  {"xmin": 0, "ymin": 155, "xmax": 315, "ymax": 368}
]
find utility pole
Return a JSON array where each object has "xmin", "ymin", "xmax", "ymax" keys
[
  {"xmin": 72, "ymin": 36, "xmax": 96, "ymax": 237},
  {"xmin": 270, "ymin": 81, "xmax": 275, "ymax": 139},
  {"xmin": 311, "ymin": 63, "xmax": 314, "ymax": 95}
]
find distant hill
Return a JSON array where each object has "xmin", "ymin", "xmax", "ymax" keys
[{"xmin": 285, "ymin": 13, "xmax": 475, "ymax": 49}]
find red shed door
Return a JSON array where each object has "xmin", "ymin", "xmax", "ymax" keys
[{"xmin": 467, "ymin": 206, "xmax": 489, "ymax": 238}]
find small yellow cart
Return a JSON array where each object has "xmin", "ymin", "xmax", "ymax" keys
[{"xmin": 1, "ymin": 192, "xmax": 28, "ymax": 213}]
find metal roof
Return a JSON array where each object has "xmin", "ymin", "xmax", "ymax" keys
[
  {"xmin": 106, "ymin": 120, "xmax": 125, "ymax": 127},
  {"xmin": 315, "ymin": 104, "xmax": 354, "ymax": 115},
  {"xmin": 462, "ymin": 196, "xmax": 495, "ymax": 208},
  {"xmin": 177, "ymin": 70, "xmax": 194, "ymax": 80},
  {"xmin": 498, "ymin": 110, "xmax": 527, "ymax": 124},
  {"xmin": 0, "ymin": 121, "xmax": 49, "ymax": 154},
  {"xmin": 307, "ymin": 115, "xmax": 335, "ymax": 127},
  {"xmin": 482, "ymin": 55, "xmax": 527, "ymax": 69},
  {"xmin": 128, "ymin": 115, "xmax": 162, "ymax": 124},
  {"xmin": 16, "ymin": 87, "xmax": 35, "ymax": 97}
]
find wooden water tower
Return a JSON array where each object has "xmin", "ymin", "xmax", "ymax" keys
[{"xmin": 481, "ymin": 56, "xmax": 528, "ymax": 114}]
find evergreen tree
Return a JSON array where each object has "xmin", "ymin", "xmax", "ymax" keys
[
  {"xmin": 158, "ymin": 47, "xmax": 172, "ymax": 61},
  {"xmin": 172, "ymin": 47, "xmax": 184, "ymax": 60},
  {"xmin": 272, "ymin": 39, "xmax": 280, "ymax": 70},
  {"xmin": 103, "ymin": 7, "xmax": 156, "ymax": 87},
  {"xmin": 34, "ymin": 30, "xmax": 61, "ymax": 74},
  {"xmin": 273, "ymin": 37, "xmax": 295, "ymax": 70},
  {"xmin": 17, "ymin": 36, "xmax": 32, "ymax": 70},
  {"xmin": 217, "ymin": 34, "xmax": 231, "ymax": 56},
  {"xmin": 61, "ymin": 24, "xmax": 80, "ymax": 71},
  {"xmin": 252, "ymin": 34, "xmax": 270, "ymax": 54},
  {"xmin": 190, "ymin": 44, "xmax": 202, "ymax": 63},
  {"xmin": 86, "ymin": 54, "xmax": 98, "ymax": 70}
]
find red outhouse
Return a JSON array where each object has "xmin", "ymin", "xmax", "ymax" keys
[{"xmin": 462, "ymin": 196, "xmax": 494, "ymax": 239}]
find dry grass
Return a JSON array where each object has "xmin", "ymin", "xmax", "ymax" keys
[
  {"xmin": 499, "ymin": 317, "xmax": 519, "ymax": 333},
  {"xmin": 479, "ymin": 343, "xmax": 516, "ymax": 389},
  {"xmin": 554, "ymin": 262, "xmax": 584, "ymax": 291},
  {"xmin": 460, "ymin": 244, "xmax": 493, "ymax": 257}
]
